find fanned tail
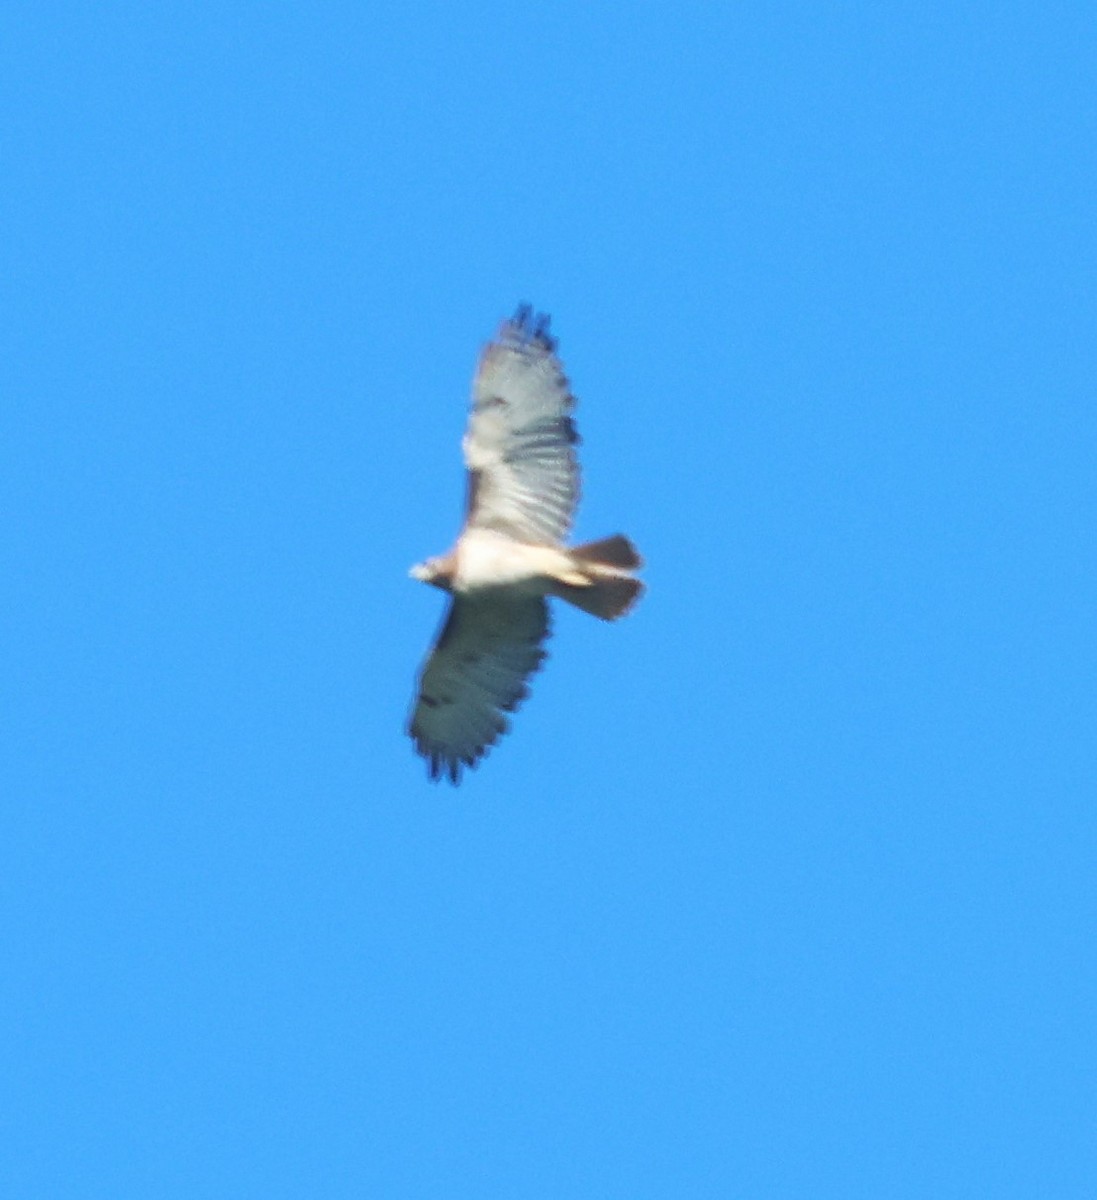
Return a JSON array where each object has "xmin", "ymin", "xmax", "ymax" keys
[
  {"xmin": 551, "ymin": 575, "xmax": 644, "ymax": 621},
  {"xmin": 550, "ymin": 534, "xmax": 644, "ymax": 621},
  {"xmin": 569, "ymin": 534, "xmax": 643, "ymax": 570}
]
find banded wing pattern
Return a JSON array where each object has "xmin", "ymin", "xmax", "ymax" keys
[
  {"xmin": 408, "ymin": 593, "xmax": 550, "ymax": 783},
  {"xmin": 463, "ymin": 306, "xmax": 580, "ymax": 545}
]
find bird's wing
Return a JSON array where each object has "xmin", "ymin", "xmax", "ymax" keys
[
  {"xmin": 408, "ymin": 591, "xmax": 550, "ymax": 783},
  {"xmin": 462, "ymin": 306, "xmax": 580, "ymax": 545}
]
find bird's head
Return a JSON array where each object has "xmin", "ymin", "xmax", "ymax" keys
[{"xmin": 409, "ymin": 555, "xmax": 453, "ymax": 590}]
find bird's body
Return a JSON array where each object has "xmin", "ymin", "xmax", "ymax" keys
[
  {"xmin": 407, "ymin": 306, "xmax": 643, "ymax": 783},
  {"xmin": 456, "ymin": 529, "xmax": 575, "ymax": 592}
]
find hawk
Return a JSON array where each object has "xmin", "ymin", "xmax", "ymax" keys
[{"xmin": 407, "ymin": 305, "xmax": 644, "ymax": 783}]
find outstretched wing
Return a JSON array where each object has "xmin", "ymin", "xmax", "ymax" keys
[
  {"xmin": 408, "ymin": 592, "xmax": 550, "ymax": 784},
  {"xmin": 462, "ymin": 306, "xmax": 580, "ymax": 545}
]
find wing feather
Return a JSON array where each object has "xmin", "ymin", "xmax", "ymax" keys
[
  {"xmin": 462, "ymin": 306, "xmax": 580, "ymax": 544},
  {"xmin": 408, "ymin": 592, "xmax": 550, "ymax": 783}
]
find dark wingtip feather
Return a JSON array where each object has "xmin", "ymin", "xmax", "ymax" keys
[{"xmin": 508, "ymin": 302, "xmax": 557, "ymax": 352}]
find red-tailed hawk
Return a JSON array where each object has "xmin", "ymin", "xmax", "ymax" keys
[{"xmin": 407, "ymin": 306, "xmax": 644, "ymax": 783}]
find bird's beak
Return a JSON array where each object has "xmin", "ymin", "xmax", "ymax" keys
[{"xmin": 409, "ymin": 562, "xmax": 429, "ymax": 582}]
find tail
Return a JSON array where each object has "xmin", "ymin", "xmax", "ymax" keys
[
  {"xmin": 551, "ymin": 534, "xmax": 645, "ymax": 621},
  {"xmin": 570, "ymin": 534, "xmax": 643, "ymax": 571}
]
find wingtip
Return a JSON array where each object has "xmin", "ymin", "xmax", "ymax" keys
[
  {"xmin": 424, "ymin": 749, "xmax": 466, "ymax": 786},
  {"xmin": 506, "ymin": 303, "xmax": 557, "ymax": 352}
]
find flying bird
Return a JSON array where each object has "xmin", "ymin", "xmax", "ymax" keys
[{"xmin": 407, "ymin": 305, "xmax": 644, "ymax": 783}]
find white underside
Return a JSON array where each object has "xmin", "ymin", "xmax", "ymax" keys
[{"xmin": 454, "ymin": 529, "xmax": 575, "ymax": 594}]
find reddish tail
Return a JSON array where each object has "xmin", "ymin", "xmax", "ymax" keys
[
  {"xmin": 552, "ymin": 534, "xmax": 644, "ymax": 621},
  {"xmin": 552, "ymin": 575, "xmax": 644, "ymax": 621},
  {"xmin": 570, "ymin": 534, "xmax": 643, "ymax": 571}
]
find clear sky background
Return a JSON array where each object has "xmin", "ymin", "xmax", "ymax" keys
[{"xmin": 3, "ymin": 3, "xmax": 1095, "ymax": 1196}]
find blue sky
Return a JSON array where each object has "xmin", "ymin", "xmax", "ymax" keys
[{"xmin": 3, "ymin": 2, "xmax": 1095, "ymax": 1195}]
